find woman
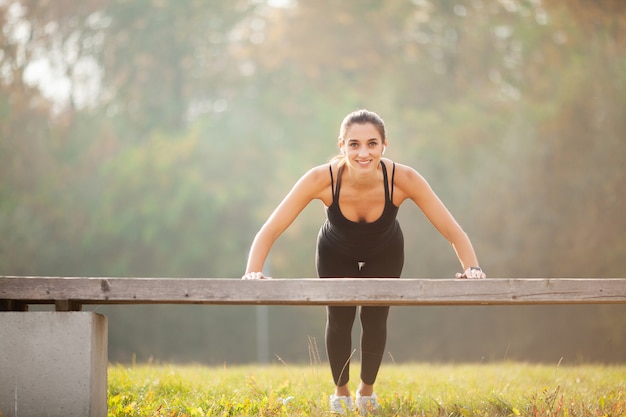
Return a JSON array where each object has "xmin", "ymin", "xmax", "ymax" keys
[{"xmin": 242, "ymin": 109, "xmax": 485, "ymax": 415}]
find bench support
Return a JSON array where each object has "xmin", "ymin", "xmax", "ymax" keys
[
  {"xmin": 0, "ymin": 300, "xmax": 28, "ymax": 311},
  {"xmin": 0, "ymin": 312, "xmax": 107, "ymax": 417}
]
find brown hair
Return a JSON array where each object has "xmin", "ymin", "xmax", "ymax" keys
[{"xmin": 338, "ymin": 109, "xmax": 386, "ymax": 143}]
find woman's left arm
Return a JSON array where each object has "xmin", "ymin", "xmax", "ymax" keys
[{"xmin": 393, "ymin": 163, "xmax": 485, "ymax": 278}]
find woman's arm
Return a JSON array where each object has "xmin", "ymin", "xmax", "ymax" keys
[
  {"xmin": 243, "ymin": 165, "xmax": 330, "ymax": 279},
  {"xmin": 393, "ymin": 163, "xmax": 485, "ymax": 278}
]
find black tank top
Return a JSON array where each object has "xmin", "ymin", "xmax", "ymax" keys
[{"xmin": 320, "ymin": 161, "xmax": 401, "ymax": 258}]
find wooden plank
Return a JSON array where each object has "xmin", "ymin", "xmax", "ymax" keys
[
  {"xmin": 1, "ymin": 276, "xmax": 625, "ymax": 307},
  {"xmin": 55, "ymin": 299, "xmax": 82, "ymax": 312},
  {"xmin": 0, "ymin": 299, "xmax": 29, "ymax": 311}
]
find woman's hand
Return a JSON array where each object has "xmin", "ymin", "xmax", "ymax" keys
[
  {"xmin": 242, "ymin": 272, "xmax": 272, "ymax": 280},
  {"xmin": 455, "ymin": 267, "xmax": 486, "ymax": 279}
]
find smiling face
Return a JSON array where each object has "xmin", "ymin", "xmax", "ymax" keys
[{"xmin": 340, "ymin": 122, "xmax": 386, "ymax": 172}]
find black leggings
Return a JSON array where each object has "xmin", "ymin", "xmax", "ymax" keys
[
  {"xmin": 316, "ymin": 237, "xmax": 404, "ymax": 386},
  {"xmin": 325, "ymin": 305, "xmax": 390, "ymax": 386}
]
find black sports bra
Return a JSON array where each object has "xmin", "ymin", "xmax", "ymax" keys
[{"xmin": 326, "ymin": 160, "xmax": 399, "ymax": 232}]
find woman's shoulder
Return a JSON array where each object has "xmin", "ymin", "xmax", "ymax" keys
[
  {"xmin": 384, "ymin": 159, "xmax": 431, "ymax": 203},
  {"xmin": 296, "ymin": 163, "xmax": 333, "ymax": 188},
  {"xmin": 303, "ymin": 162, "xmax": 333, "ymax": 177},
  {"xmin": 291, "ymin": 163, "xmax": 333, "ymax": 204},
  {"xmin": 383, "ymin": 158, "xmax": 422, "ymax": 179}
]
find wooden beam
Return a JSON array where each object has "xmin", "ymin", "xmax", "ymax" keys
[
  {"xmin": 55, "ymin": 299, "xmax": 83, "ymax": 312},
  {"xmin": 0, "ymin": 299, "xmax": 28, "ymax": 311},
  {"xmin": 1, "ymin": 277, "xmax": 625, "ymax": 309}
]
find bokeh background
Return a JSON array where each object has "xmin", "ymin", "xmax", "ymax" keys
[{"xmin": 1, "ymin": 0, "xmax": 625, "ymax": 365}]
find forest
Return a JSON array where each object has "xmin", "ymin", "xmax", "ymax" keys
[{"xmin": 1, "ymin": 0, "xmax": 625, "ymax": 365}]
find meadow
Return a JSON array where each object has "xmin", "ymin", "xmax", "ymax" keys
[{"xmin": 108, "ymin": 362, "xmax": 625, "ymax": 416}]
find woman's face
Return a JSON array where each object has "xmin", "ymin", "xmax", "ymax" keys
[{"xmin": 340, "ymin": 122, "xmax": 386, "ymax": 172}]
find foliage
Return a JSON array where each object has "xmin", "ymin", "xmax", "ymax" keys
[
  {"xmin": 107, "ymin": 362, "xmax": 626, "ymax": 416},
  {"xmin": 1, "ymin": 0, "xmax": 625, "ymax": 363}
]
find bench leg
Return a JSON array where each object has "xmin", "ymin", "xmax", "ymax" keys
[
  {"xmin": 0, "ymin": 312, "xmax": 108, "ymax": 417},
  {"xmin": 55, "ymin": 299, "xmax": 83, "ymax": 311},
  {"xmin": 0, "ymin": 300, "xmax": 28, "ymax": 311}
]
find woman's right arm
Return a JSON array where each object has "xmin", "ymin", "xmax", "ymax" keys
[{"xmin": 243, "ymin": 165, "xmax": 330, "ymax": 279}]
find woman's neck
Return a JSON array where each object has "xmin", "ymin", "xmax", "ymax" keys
[{"xmin": 342, "ymin": 163, "xmax": 381, "ymax": 189}]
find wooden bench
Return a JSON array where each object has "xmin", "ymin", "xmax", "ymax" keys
[
  {"xmin": 2, "ymin": 276, "xmax": 626, "ymax": 311},
  {"xmin": 1, "ymin": 276, "xmax": 625, "ymax": 417}
]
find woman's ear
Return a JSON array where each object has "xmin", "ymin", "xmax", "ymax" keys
[{"xmin": 382, "ymin": 145, "xmax": 387, "ymax": 155}]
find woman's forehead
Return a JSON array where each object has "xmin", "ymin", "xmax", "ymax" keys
[{"xmin": 345, "ymin": 123, "xmax": 381, "ymax": 140}]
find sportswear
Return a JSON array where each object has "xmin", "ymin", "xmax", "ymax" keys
[{"xmin": 315, "ymin": 161, "xmax": 404, "ymax": 387}]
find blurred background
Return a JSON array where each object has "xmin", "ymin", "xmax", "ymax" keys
[{"xmin": 1, "ymin": 0, "xmax": 625, "ymax": 365}]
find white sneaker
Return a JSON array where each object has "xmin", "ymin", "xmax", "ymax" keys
[
  {"xmin": 355, "ymin": 392, "xmax": 380, "ymax": 415},
  {"xmin": 329, "ymin": 395, "xmax": 353, "ymax": 414}
]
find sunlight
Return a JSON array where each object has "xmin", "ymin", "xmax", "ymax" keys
[{"xmin": 267, "ymin": 0, "xmax": 294, "ymax": 8}]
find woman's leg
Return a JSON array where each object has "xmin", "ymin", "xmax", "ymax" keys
[
  {"xmin": 326, "ymin": 305, "xmax": 357, "ymax": 388},
  {"xmin": 359, "ymin": 305, "xmax": 390, "ymax": 389},
  {"xmin": 356, "ymin": 239, "xmax": 402, "ymax": 394}
]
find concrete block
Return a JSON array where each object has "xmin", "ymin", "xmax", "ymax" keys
[{"xmin": 0, "ymin": 312, "xmax": 107, "ymax": 417}]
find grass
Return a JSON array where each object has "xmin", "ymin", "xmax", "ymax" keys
[{"xmin": 108, "ymin": 362, "xmax": 626, "ymax": 417}]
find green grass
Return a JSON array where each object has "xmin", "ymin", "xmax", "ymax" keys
[{"xmin": 108, "ymin": 362, "xmax": 626, "ymax": 417}]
